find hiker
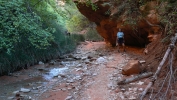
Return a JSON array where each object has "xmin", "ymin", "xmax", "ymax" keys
[{"xmin": 117, "ymin": 28, "xmax": 126, "ymax": 52}]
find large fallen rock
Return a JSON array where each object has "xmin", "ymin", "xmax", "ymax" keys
[{"xmin": 122, "ymin": 60, "xmax": 141, "ymax": 76}]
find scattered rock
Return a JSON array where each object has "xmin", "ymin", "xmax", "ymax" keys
[
  {"xmin": 74, "ymin": 56, "xmax": 81, "ymax": 60},
  {"xmin": 37, "ymin": 86, "xmax": 43, "ymax": 89},
  {"xmin": 31, "ymin": 90, "xmax": 39, "ymax": 94},
  {"xmin": 65, "ymin": 58, "xmax": 75, "ymax": 61},
  {"xmin": 38, "ymin": 61, "xmax": 44, "ymax": 65},
  {"xmin": 96, "ymin": 57, "xmax": 107, "ymax": 64},
  {"xmin": 129, "ymin": 95, "xmax": 136, "ymax": 100},
  {"xmin": 61, "ymin": 88, "xmax": 67, "ymax": 91},
  {"xmin": 67, "ymin": 54, "xmax": 74, "ymax": 58},
  {"xmin": 114, "ymin": 89, "xmax": 120, "ymax": 93},
  {"xmin": 122, "ymin": 60, "xmax": 141, "ymax": 76},
  {"xmin": 90, "ymin": 58, "xmax": 96, "ymax": 61},
  {"xmin": 75, "ymin": 68, "xmax": 83, "ymax": 72},
  {"xmin": 74, "ymin": 75, "xmax": 82, "ymax": 80},
  {"xmin": 68, "ymin": 87, "xmax": 72, "ymax": 90},
  {"xmin": 36, "ymin": 81, "xmax": 42, "ymax": 84},
  {"xmin": 19, "ymin": 95, "xmax": 32, "ymax": 100},
  {"xmin": 88, "ymin": 55, "xmax": 96, "ymax": 59},
  {"xmin": 49, "ymin": 60, "xmax": 56, "ymax": 65},
  {"xmin": 59, "ymin": 56, "xmax": 65, "ymax": 59},
  {"xmin": 76, "ymin": 64, "xmax": 82, "ymax": 68},
  {"xmin": 108, "ymin": 56, "xmax": 114, "ymax": 60},
  {"xmin": 20, "ymin": 88, "xmax": 31, "ymax": 93},
  {"xmin": 76, "ymin": 52, "xmax": 81, "ymax": 54},
  {"xmin": 143, "ymin": 48, "xmax": 148, "ymax": 55},
  {"xmin": 133, "ymin": 88, "xmax": 138, "ymax": 91},
  {"xmin": 37, "ymin": 68, "xmax": 46, "ymax": 71},
  {"xmin": 65, "ymin": 96, "xmax": 72, "ymax": 100},
  {"xmin": 129, "ymin": 88, "xmax": 133, "ymax": 91},
  {"xmin": 13, "ymin": 90, "xmax": 19, "ymax": 94},
  {"xmin": 7, "ymin": 97, "xmax": 14, "ymax": 100},
  {"xmin": 137, "ymin": 81, "xmax": 144, "ymax": 85},
  {"xmin": 138, "ymin": 88, "xmax": 143, "ymax": 91},
  {"xmin": 84, "ymin": 60, "xmax": 90, "ymax": 64},
  {"xmin": 56, "ymin": 59, "xmax": 61, "ymax": 62},
  {"xmin": 121, "ymin": 88, "xmax": 126, "ymax": 91},
  {"xmin": 93, "ymin": 73, "xmax": 97, "ymax": 76},
  {"xmin": 59, "ymin": 73, "xmax": 66, "ymax": 78},
  {"xmin": 107, "ymin": 82, "xmax": 116, "ymax": 90},
  {"xmin": 67, "ymin": 79, "xmax": 74, "ymax": 83},
  {"xmin": 81, "ymin": 56, "xmax": 88, "ymax": 60},
  {"xmin": 98, "ymin": 53, "xmax": 104, "ymax": 56},
  {"xmin": 139, "ymin": 60, "xmax": 146, "ymax": 64},
  {"xmin": 118, "ymin": 92, "xmax": 125, "ymax": 99}
]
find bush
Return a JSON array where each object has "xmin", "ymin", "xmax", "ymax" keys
[
  {"xmin": 0, "ymin": 0, "xmax": 86, "ymax": 75},
  {"xmin": 84, "ymin": 28, "xmax": 104, "ymax": 42}
]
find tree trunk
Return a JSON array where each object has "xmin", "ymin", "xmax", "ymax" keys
[{"xmin": 118, "ymin": 72, "xmax": 153, "ymax": 85}]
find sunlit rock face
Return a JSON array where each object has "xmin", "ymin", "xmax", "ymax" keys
[{"xmin": 74, "ymin": 0, "xmax": 161, "ymax": 47}]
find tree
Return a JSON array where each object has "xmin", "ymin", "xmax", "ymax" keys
[{"xmin": 0, "ymin": 0, "xmax": 54, "ymax": 53}]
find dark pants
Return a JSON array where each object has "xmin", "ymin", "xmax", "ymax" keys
[
  {"xmin": 117, "ymin": 38, "xmax": 124, "ymax": 46},
  {"xmin": 117, "ymin": 38, "xmax": 125, "ymax": 52}
]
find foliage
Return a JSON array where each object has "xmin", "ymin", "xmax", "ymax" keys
[
  {"xmin": 0, "ymin": 0, "xmax": 54, "ymax": 53},
  {"xmin": 0, "ymin": 0, "xmax": 86, "ymax": 75},
  {"xmin": 66, "ymin": 15, "xmax": 90, "ymax": 33},
  {"xmin": 157, "ymin": 1, "xmax": 177, "ymax": 42},
  {"xmin": 70, "ymin": 33, "xmax": 85, "ymax": 43},
  {"xmin": 61, "ymin": 0, "xmax": 92, "ymax": 34},
  {"xmin": 115, "ymin": 0, "xmax": 141, "ymax": 27},
  {"xmin": 85, "ymin": 0, "xmax": 98, "ymax": 11},
  {"xmin": 84, "ymin": 27, "xmax": 104, "ymax": 42}
]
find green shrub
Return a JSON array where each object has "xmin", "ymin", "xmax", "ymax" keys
[
  {"xmin": 84, "ymin": 28, "xmax": 104, "ymax": 42},
  {"xmin": 0, "ymin": 0, "xmax": 86, "ymax": 75}
]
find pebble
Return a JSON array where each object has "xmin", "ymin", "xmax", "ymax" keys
[
  {"xmin": 38, "ymin": 61, "xmax": 44, "ymax": 65},
  {"xmin": 67, "ymin": 79, "xmax": 74, "ymax": 83},
  {"xmin": 138, "ymin": 88, "xmax": 143, "ymax": 91},
  {"xmin": 65, "ymin": 96, "xmax": 72, "ymax": 100},
  {"xmin": 12, "ymin": 90, "xmax": 19, "ymax": 94},
  {"xmin": 128, "ymin": 95, "xmax": 136, "ymax": 99},
  {"xmin": 76, "ymin": 64, "xmax": 82, "ymax": 68},
  {"xmin": 139, "ymin": 60, "xmax": 146, "ymax": 64},
  {"xmin": 137, "ymin": 81, "xmax": 144, "ymax": 85},
  {"xmin": 121, "ymin": 88, "xmax": 126, "ymax": 91},
  {"xmin": 20, "ymin": 88, "xmax": 31, "ymax": 93},
  {"xmin": 7, "ymin": 97, "xmax": 14, "ymax": 100}
]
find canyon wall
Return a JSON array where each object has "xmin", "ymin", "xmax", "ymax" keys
[{"xmin": 74, "ymin": 0, "xmax": 162, "ymax": 47}]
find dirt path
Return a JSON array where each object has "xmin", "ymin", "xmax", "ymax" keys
[
  {"xmin": 0, "ymin": 41, "xmax": 148, "ymax": 100},
  {"xmin": 78, "ymin": 42, "xmax": 125, "ymax": 100},
  {"xmin": 74, "ymin": 42, "xmax": 147, "ymax": 100}
]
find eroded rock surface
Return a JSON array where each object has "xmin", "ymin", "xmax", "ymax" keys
[{"xmin": 74, "ymin": 0, "xmax": 161, "ymax": 46}]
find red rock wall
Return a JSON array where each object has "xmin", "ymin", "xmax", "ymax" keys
[{"xmin": 74, "ymin": 0, "xmax": 161, "ymax": 47}]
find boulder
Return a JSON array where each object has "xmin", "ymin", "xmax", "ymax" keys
[{"xmin": 122, "ymin": 60, "xmax": 141, "ymax": 76}]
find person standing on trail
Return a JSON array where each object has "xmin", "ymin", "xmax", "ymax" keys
[{"xmin": 117, "ymin": 28, "xmax": 126, "ymax": 52}]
